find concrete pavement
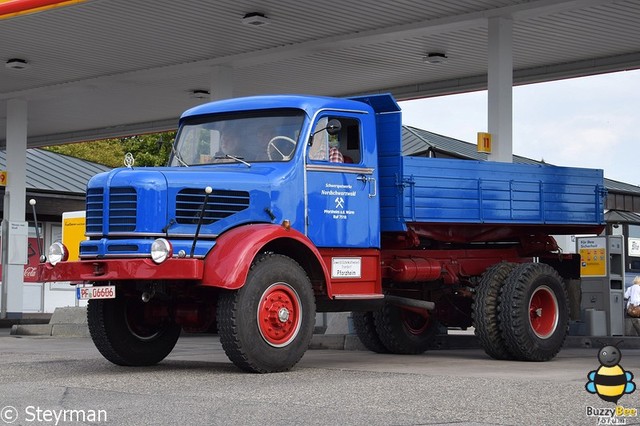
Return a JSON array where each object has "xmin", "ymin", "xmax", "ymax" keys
[{"xmin": 1, "ymin": 331, "xmax": 639, "ymax": 425}]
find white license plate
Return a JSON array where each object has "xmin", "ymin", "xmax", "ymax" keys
[{"xmin": 76, "ymin": 286, "xmax": 116, "ymax": 300}]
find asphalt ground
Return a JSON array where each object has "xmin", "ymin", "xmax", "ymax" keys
[{"xmin": 1, "ymin": 328, "xmax": 639, "ymax": 426}]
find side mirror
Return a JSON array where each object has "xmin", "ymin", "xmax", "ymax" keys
[
  {"xmin": 308, "ymin": 119, "xmax": 342, "ymax": 145},
  {"xmin": 326, "ymin": 119, "xmax": 342, "ymax": 135}
]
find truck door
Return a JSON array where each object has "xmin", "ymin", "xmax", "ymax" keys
[{"xmin": 305, "ymin": 113, "xmax": 379, "ymax": 248}]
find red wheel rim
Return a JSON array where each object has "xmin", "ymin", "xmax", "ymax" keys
[
  {"xmin": 257, "ymin": 283, "xmax": 302, "ymax": 347},
  {"xmin": 401, "ymin": 307, "xmax": 431, "ymax": 336},
  {"xmin": 529, "ymin": 285, "xmax": 559, "ymax": 339}
]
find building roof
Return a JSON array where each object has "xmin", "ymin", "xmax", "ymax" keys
[
  {"xmin": 0, "ymin": 148, "xmax": 110, "ymax": 194},
  {"xmin": 603, "ymin": 178, "xmax": 640, "ymax": 196},
  {"xmin": 402, "ymin": 125, "xmax": 640, "ymax": 197},
  {"xmin": 605, "ymin": 210, "xmax": 640, "ymax": 224}
]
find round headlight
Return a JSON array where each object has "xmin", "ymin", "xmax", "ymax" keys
[
  {"xmin": 48, "ymin": 242, "xmax": 69, "ymax": 266},
  {"xmin": 151, "ymin": 238, "xmax": 173, "ymax": 264}
]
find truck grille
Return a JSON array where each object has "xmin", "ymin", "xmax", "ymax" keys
[
  {"xmin": 176, "ymin": 188, "xmax": 250, "ymax": 224},
  {"xmin": 85, "ymin": 187, "xmax": 137, "ymax": 235},
  {"xmin": 85, "ymin": 188, "xmax": 104, "ymax": 234},
  {"xmin": 109, "ymin": 187, "xmax": 137, "ymax": 233}
]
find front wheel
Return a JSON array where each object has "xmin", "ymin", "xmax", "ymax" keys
[
  {"xmin": 87, "ymin": 294, "xmax": 181, "ymax": 366},
  {"xmin": 498, "ymin": 263, "xmax": 568, "ymax": 361},
  {"xmin": 216, "ymin": 253, "xmax": 315, "ymax": 373}
]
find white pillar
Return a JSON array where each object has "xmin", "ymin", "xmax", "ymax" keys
[
  {"xmin": 210, "ymin": 65, "xmax": 234, "ymax": 101},
  {"xmin": 1, "ymin": 99, "xmax": 27, "ymax": 318},
  {"xmin": 487, "ymin": 16, "xmax": 513, "ymax": 163}
]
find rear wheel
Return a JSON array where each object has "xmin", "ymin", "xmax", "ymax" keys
[
  {"xmin": 217, "ymin": 253, "xmax": 315, "ymax": 373},
  {"xmin": 498, "ymin": 263, "xmax": 568, "ymax": 361},
  {"xmin": 473, "ymin": 262, "xmax": 516, "ymax": 360},
  {"xmin": 87, "ymin": 293, "xmax": 181, "ymax": 366},
  {"xmin": 373, "ymin": 302, "xmax": 437, "ymax": 354},
  {"xmin": 352, "ymin": 311, "xmax": 389, "ymax": 353}
]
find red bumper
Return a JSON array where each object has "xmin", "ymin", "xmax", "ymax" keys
[{"xmin": 37, "ymin": 258, "xmax": 204, "ymax": 283}]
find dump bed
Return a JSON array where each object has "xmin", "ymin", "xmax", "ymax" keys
[
  {"xmin": 349, "ymin": 92, "xmax": 606, "ymax": 237},
  {"xmin": 379, "ymin": 155, "xmax": 606, "ymax": 233}
]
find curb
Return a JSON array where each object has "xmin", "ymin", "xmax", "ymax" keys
[{"xmin": 10, "ymin": 307, "xmax": 88, "ymax": 337}]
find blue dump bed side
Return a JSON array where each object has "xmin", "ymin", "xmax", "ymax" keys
[
  {"xmin": 349, "ymin": 93, "xmax": 607, "ymax": 235},
  {"xmin": 378, "ymin": 155, "xmax": 607, "ymax": 232}
]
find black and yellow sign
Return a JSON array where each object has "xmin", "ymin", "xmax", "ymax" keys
[
  {"xmin": 578, "ymin": 237, "xmax": 607, "ymax": 277},
  {"xmin": 477, "ymin": 132, "xmax": 492, "ymax": 153}
]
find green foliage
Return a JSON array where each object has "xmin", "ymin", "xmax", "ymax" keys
[
  {"xmin": 43, "ymin": 131, "xmax": 176, "ymax": 168},
  {"xmin": 121, "ymin": 132, "xmax": 175, "ymax": 167},
  {"xmin": 44, "ymin": 140, "xmax": 124, "ymax": 168}
]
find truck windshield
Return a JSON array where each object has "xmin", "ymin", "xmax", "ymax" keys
[{"xmin": 170, "ymin": 110, "xmax": 306, "ymax": 166}]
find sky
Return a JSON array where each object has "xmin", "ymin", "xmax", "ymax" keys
[{"xmin": 399, "ymin": 69, "xmax": 640, "ymax": 187}]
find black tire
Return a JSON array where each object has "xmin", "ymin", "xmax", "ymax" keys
[
  {"xmin": 216, "ymin": 253, "xmax": 315, "ymax": 373},
  {"xmin": 373, "ymin": 302, "xmax": 437, "ymax": 354},
  {"xmin": 473, "ymin": 262, "xmax": 516, "ymax": 360},
  {"xmin": 498, "ymin": 263, "xmax": 569, "ymax": 361},
  {"xmin": 87, "ymin": 295, "xmax": 181, "ymax": 366},
  {"xmin": 352, "ymin": 311, "xmax": 389, "ymax": 353}
]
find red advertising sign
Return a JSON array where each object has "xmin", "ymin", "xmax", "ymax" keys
[{"xmin": 0, "ymin": 237, "xmax": 42, "ymax": 282}]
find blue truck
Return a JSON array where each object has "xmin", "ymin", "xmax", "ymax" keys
[{"xmin": 39, "ymin": 94, "xmax": 606, "ymax": 373}]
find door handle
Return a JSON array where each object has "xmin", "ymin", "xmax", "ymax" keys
[{"xmin": 357, "ymin": 175, "xmax": 377, "ymax": 198}]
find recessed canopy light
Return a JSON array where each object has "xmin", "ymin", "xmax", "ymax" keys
[
  {"xmin": 191, "ymin": 90, "xmax": 210, "ymax": 99},
  {"xmin": 5, "ymin": 58, "xmax": 30, "ymax": 70},
  {"xmin": 242, "ymin": 12, "xmax": 270, "ymax": 26},
  {"xmin": 423, "ymin": 52, "xmax": 448, "ymax": 64}
]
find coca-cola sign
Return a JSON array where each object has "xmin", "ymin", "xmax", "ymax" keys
[
  {"xmin": 24, "ymin": 266, "xmax": 38, "ymax": 279},
  {"xmin": 0, "ymin": 237, "xmax": 42, "ymax": 283}
]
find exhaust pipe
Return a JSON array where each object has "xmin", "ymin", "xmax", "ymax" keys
[{"xmin": 384, "ymin": 294, "xmax": 435, "ymax": 311}]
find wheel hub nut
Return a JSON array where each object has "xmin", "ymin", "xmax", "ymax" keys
[
  {"xmin": 278, "ymin": 307, "xmax": 290, "ymax": 323},
  {"xmin": 535, "ymin": 308, "xmax": 542, "ymax": 317}
]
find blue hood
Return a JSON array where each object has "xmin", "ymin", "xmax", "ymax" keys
[{"xmin": 85, "ymin": 164, "xmax": 291, "ymax": 238}]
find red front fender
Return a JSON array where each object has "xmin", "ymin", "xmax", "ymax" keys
[{"xmin": 201, "ymin": 224, "xmax": 330, "ymax": 290}]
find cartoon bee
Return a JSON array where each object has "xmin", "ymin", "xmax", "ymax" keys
[{"xmin": 586, "ymin": 344, "xmax": 636, "ymax": 403}]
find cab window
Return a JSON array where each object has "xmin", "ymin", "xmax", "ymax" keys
[{"xmin": 308, "ymin": 116, "xmax": 361, "ymax": 164}]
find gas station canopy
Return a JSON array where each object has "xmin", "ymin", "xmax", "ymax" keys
[{"xmin": 1, "ymin": 0, "xmax": 639, "ymax": 147}]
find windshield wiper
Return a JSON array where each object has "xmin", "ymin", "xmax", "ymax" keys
[
  {"xmin": 171, "ymin": 144, "xmax": 189, "ymax": 167},
  {"xmin": 215, "ymin": 154, "xmax": 251, "ymax": 168}
]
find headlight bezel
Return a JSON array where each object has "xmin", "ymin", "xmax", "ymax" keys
[
  {"xmin": 150, "ymin": 238, "xmax": 173, "ymax": 264},
  {"xmin": 48, "ymin": 242, "xmax": 69, "ymax": 266}
]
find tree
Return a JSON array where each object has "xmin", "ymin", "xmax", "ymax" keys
[
  {"xmin": 44, "ymin": 131, "xmax": 176, "ymax": 168},
  {"xmin": 121, "ymin": 132, "xmax": 175, "ymax": 167}
]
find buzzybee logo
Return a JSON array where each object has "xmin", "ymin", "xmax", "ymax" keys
[
  {"xmin": 585, "ymin": 344, "xmax": 638, "ymax": 425},
  {"xmin": 586, "ymin": 344, "xmax": 635, "ymax": 403}
]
